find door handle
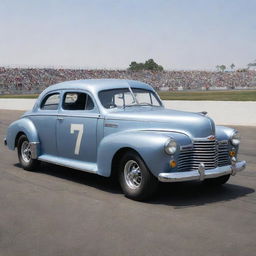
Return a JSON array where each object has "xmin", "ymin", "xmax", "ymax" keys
[{"xmin": 57, "ymin": 116, "xmax": 64, "ymax": 120}]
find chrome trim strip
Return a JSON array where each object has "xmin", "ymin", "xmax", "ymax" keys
[
  {"xmin": 57, "ymin": 113, "xmax": 101, "ymax": 118},
  {"xmin": 24, "ymin": 113, "xmax": 102, "ymax": 119},
  {"xmin": 180, "ymin": 144, "xmax": 193, "ymax": 151},
  {"xmin": 158, "ymin": 160, "xmax": 246, "ymax": 182},
  {"xmin": 138, "ymin": 129, "xmax": 191, "ymax": 138},
  {"xmin": 104, "ymin": 123, "xmax": 118, "ymax": 128},
  {"xmin": 192, "ymin": 136, "xmax": 216, "ymax": 141},
  {"xmin": 218, "ymin": 140, "xmax": 228, "ymax": 145}
]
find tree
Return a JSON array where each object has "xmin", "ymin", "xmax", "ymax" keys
[
  {"xmin": 219, "ymin": 65, "xmax": 226, "ymax": 72},
  {"xmin": 128, "ymin": 59, "xmax": 164, "ymax": 71},
  {"xmin": 128, "ymin": 61, "xmax": 146, "ymax": 71},
  {"xmin": 216, "ymin": 65, "xmax": 220, "ymax": 71},
  {"xmin": 248, "ymin": 60, "xmax": 256, "ymax": 68},
  {"xmin": 230, "ymin": 63, "xmax": 235, "ymax": 70},
  {"xmin": 144, "ymin": 59, "xmax": 163, "ymax": 71},
  {"xmin": 129, "ymin": 61, "xmax": 141, "ymax": 71}
]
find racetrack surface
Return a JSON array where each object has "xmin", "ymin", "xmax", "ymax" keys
[{"xmin": 0, "ymin": 110, "xmax": 256, "ymax": 256}]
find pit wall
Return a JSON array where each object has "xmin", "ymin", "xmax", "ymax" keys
[{"xmin": 0, "ymin": 99, "xmax": 255, "ymax": 126}]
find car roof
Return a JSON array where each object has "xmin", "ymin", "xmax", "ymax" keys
[{"xmin": 42, "ymin": 79, "xmax": 154, "ymax": 95}]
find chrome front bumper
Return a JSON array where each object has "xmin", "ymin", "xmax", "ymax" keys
[{"xmin": 158, "ymin": 160, "xmax": 246, "ymax": 182}]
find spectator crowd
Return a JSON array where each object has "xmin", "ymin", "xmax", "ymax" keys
[{"xmin": 0, "ymin": 67, "xmax": 256, "ymax": 94}]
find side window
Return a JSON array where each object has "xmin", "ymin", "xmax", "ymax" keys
[
  {"xmin": 62, "ymin": 92, "xmax": 94, "ymax": 111},
  {"xmin": 41, "ymin": 93, "xmax": 60, "ymax": 110}
]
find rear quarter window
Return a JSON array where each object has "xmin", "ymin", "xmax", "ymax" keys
[{"xmin": 41, "ymin": 93, "xmax": 60, "ymax": 110}]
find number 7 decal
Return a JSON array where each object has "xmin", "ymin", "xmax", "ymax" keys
[{"xmin": 70, "ymin": 124, "xmax": 84, "ymax": 155}]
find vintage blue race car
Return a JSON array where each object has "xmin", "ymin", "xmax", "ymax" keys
[{"xmin": 4, "ymin": 79, "xmax": 246, "ymax": 200}]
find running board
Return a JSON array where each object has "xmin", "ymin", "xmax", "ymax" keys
[{"xmin": 38, "ymin": 154, "xmax": 98, "ymax": 174}]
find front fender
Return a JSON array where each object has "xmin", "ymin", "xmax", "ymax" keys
[
  {"xmin": 216, "ymin": 125, "xmax": 239, "ymax": 153},
  {"xmin": 6, "ymin": 117, "xmax": 39, "ymax": 150},
  {"xmin": 216, "ymin": 125, "xmax": 235, "ymax": 141},
  {"xmin": 97, "ymin": 130, "xmax": 191, "ymax": 177}
]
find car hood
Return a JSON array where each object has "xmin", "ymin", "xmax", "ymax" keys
[{"xmin": 105, "ymin": 107, "xmax": 215, "ymax": 138}]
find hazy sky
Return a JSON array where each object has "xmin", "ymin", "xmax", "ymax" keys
[{"xmin": 0, "ymin": 0, "xmax": 255, "ymax": 70}]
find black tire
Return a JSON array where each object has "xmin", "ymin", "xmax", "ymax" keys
[
  {"xmin": 203, "ymin": 174, "xmax": 230, "ymax": 186},
  {"xmin": 17, "ymin": 135, "xmax": 39, "ymax": 171},
  {"xmin": 118, "ymin": 151, "xmax": 158, "ymax": 201}
]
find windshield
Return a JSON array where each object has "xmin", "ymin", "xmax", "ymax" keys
[{"xmin": 98, "ymin": 88, "xmax": 162, "ymax": 109}]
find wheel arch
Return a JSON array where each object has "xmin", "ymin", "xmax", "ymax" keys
[
  {"xmin": 110, "ymin": 147, "xmax": 142, "ymax": 178},
  {"xmin": 15, "ymin": 131, "xmax": 26, "ymax": 148}
]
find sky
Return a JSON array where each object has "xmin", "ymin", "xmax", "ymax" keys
[{"xmin": 0, "ymin": 0, "xmax": 255, "ymax": 70}]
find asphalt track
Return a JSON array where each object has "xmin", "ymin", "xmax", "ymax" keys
[{"xmin": 0, "ymin": 110, "xmax": 256, "ymax": 256}]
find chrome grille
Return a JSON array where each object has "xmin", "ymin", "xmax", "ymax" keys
[
  {"xmin": 218, "ymin": 143, "xmax": 230, "ymax": 166},
  {"xmin": 177, "ymin": 140, "xmax": 230, "ymax": 172}
]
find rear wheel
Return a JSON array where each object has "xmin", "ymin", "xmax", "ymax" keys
[
  {"xmin": 17, "ymin": 135, "xmax": 39, "ymax": 171},
  {"xmin": 203, "ymin": 174, "xmax": 230, "ymax": 186},
  {"xmin": 118, "ymin": 151, "xmax": 158, "ymax": 201}
]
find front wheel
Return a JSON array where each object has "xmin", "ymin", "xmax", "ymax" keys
[
  {"xmin": 118, "ymin": 152, "xmax": 158, "ymax": 201},
  {"xmin": 17, "ymin": 135, "xmax": 39, "ymax": 171}
]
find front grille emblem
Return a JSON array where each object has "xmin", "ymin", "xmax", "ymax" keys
[{"xmin": 207, "ymin": 135, "xmax": 215, "ymax": 141}]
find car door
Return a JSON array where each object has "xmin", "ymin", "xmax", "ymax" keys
[
  {"xmin": 56, "ymin": 90, "xmax": 99, "ymax": 163},
  {"xmin": 30, "ymin": 91, "xmax": 60, "ymax": 156}
]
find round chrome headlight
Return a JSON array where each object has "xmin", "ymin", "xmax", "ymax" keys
[
  {"xmin": 231, "ymin": 131, "xmax": 240, "ymax": 146},
  {"xmin": 164, "ymin": 138, "xmax": 178, "ymax": 155}
]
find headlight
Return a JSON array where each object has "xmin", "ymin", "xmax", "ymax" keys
[
  {"xmin": 164, "ymin": 138, "xmax": 178, "ymax": 154},
  {"xmin": 231, "ymin": 131, "xmax": 240, "ymax": 146}
]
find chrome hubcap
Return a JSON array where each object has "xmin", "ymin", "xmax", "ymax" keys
[
  {"xmin": 124, "ymin": 160, "xmax": 142, "ymax": 189},
  {"xmin": 21, "ymin": 141, "xmax": 31, "ymax": 163}
]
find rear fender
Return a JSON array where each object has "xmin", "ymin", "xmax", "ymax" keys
[{"xmin": 6, "ymin": 118, "xmax": 40, "ymax": 152}]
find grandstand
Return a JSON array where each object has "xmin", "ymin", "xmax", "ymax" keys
[{"xmin": 0, "ymin": 67, "xmax": 256, "ymax": 94}]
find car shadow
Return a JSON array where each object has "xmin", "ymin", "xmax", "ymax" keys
[
  {"xmin": 37, "ymin": 162, "xmax": 122, "ymax": 195},
  {"xmin": 150, "ymin": 181, "xmax": 255, "ymax": 208},
  {"xmin": 14, "ymin": 162, "xmax": 255, "ymax": 207}
]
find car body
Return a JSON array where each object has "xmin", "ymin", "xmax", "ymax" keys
[{"xmin": 4, "ymin": 79, "xmax": 246, "ymax": 200}]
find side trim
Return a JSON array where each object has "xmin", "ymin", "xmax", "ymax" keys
[
  {"xmin": 57, "ymin": 113, "xmax": 101, "ymax": 119},
  {"xmin": 104, "ymin": 123, "xmax": 118, "ymax": 128},
  {"xmin": 25, "ymin": 113, "xmax": 102, "ymax": 119},
  {"xmin": 138, "ymin": 129, "xmax": 191, "ymax": 138},
  {"xmin": 38, "ymin": 154, "xmax": 98, "ymax": 174}
]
